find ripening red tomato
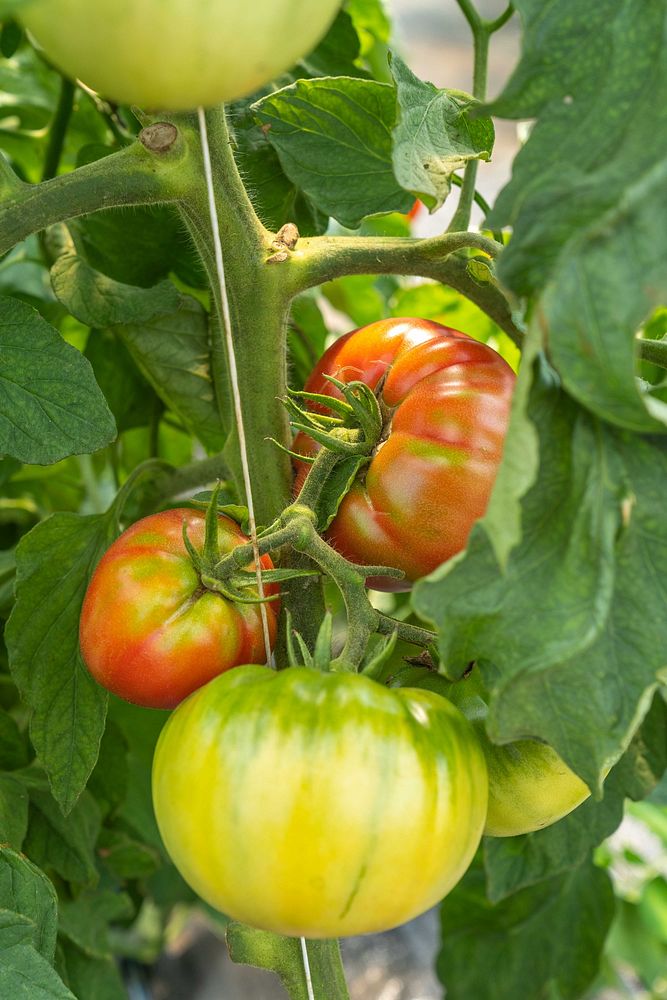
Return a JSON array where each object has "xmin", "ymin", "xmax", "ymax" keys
[
  {"xmin": 79, "ymin": 509, "xmax": 278, "ymax": 709},
  {"xmin": 294, "ymin": 317, "xmax": 515, "ymax": 589}
]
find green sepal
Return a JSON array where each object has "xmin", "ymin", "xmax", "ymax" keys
[
  {"xmin": 312, "ymin": 454, "xmax": 368, "ymax": 531},
  {"xmin": 201, "ymin": 574, "xmax": 281, "ymax": 606},
  {"xmin": 284, "ymin": 610, "xmax": 315, "ymax": 670},
  {"xmin": 181, "ymin": 520, "xmax": 203, "ymax": 574},
  {"xmin": 267, "ymin": 438, "xmax": 317, "ymax": 463},
  {"xmin": 360, "ymin": 632, "xmax": 399, "ymax": 680},
  {"xmin": 202, "ymin": 481, "xmax": 225, "ymax": 567},
  {"xmin": 231, "ymin": 568, "xmax": 320, "ymax": 586},
  {"xmin": 313, "ymin": 612, "xmax": 334, "ymax": 672}
]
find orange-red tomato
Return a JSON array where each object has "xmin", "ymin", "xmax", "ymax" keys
[
  {"xmin": 79, "ymin": 509, "xmax": 278, "ymax": 709},
  {"xmin": 294, "ymin": 318, "xmax": 515, "ymax": 589}
]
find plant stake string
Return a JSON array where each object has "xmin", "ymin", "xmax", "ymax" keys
[
  {"xmin": 196, "ymin": 105, "xmax": 315, "ymax": 1000},
  {"xmin": 196, "ymin": 105, "xmax": 272, "ymax": 664}
]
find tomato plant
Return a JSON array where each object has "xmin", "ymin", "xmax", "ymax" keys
[
  {"xmin": 294, "ymin": 318, "xmax": 515, "ymax": 588},
  {"xmin": 0, "ymin": 0, "xmax": 666, "ymax": 998},
  {"xmin": 20, "ymin": 0, "xmax": 343, "ymax": 109},
  {"xmin": 79, "ymin": 508, "xmax": 279, "ymax": 709},
  {"xmin": 152, "ymin": 664, "xmax": 488, "ymax": 937}
]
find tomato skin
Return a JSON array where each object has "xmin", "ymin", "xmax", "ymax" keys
[
  {"xmin": 294, "ymin": 318, "xmax": 515, "ymax": 590},
  {"xmin": 394, "ymin": 668, "xmax": 591, "ymax": 837},
  {"xmin": 79, "ymin": 509, "xmax": 278, "ymax": 710},
  {"xmin": 152, "ymin": 665, "xmax": 488, "ymax": 937},
  {"xmin": 21, "ymin": 0, "xmax": 342, "ymax": 110}
]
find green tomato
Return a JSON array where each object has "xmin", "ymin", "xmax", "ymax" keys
[
  {"xmin": 21, "ymin": 0, "xmax": 342, "ymax": 110},
  {"xmin": 152, "ymin": 665, "xmax": 488, "ymax": 938},
  {"xmin": 392, "ymin": 667, "xmax": 591, "ymax": 838}
]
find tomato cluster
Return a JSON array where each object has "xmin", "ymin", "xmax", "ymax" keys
[{"xmin": 77, "ymin": 320, "xmax": 590, "ymax": 939}]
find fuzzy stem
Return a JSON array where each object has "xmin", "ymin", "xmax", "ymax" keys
[{"xmin": 289, "ymin": 232, "xmax": 522, "ymax": 346}]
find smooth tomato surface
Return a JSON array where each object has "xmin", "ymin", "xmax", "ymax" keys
[
  {"xmin": 21, "ymin": 0, "xmax": 342, "ymax": 110},
  {"xmin": 79, "ymin": 509, "xmax": 278, "ymax": 709},
  {"xmin": 152, "ymin": 665, "xmax": 488, "ymax": 938},
  {"xmin": 294, "ymin": 317, "xmax": 515, "ymax": 589},
  {"xmin": 395, "ymin": 667, "xmax": 591, "ymax": 837}
]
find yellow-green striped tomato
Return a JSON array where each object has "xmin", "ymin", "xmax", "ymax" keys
[
  {"xmin": 393, "ymin": 668, "xmax": 591, "ymax": 838},
  {"xmin": 20, "ymin": 0, "xmax": 342, "ymax": 111},
  {"xmin": 152, "ymin": 665, "xmax": 488, "ymax": 938}
]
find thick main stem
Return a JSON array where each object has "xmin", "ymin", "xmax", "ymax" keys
[{"xmin": 175, "ymin": 108, "xmax": 292, "ymax": 524}]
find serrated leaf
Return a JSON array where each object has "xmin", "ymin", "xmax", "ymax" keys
[
  {"xmin": 253, "ymin": 77, "xmax": 412, "ymax": 228},
  {"xmin": 439, "ymin": 859, "xmax": 614, "ymax": 1000},
  {"xmin": 227, "ymin": 923, "xmax": 350, "ymax": 1000},
  {"xmin": 0, "ymin": 913, "xmax": 75, "ymax": 1000},
  {"xmin": 115, "ymin": 295, "xmax": 226, "ymax": 453},
  {"xmin": 50, "ymin": 254, "xmax": 179, "ymax": 329},
  {"xmin": 486, "ymin": 0, "xmax": 667, "ymax": 432},
  {"xmin": 0, "ymin": 845, "xmax": 58, "ymax": 960},
  {"xmin": 0, "ymin": 296, "xmax": 116, "ymax": 464},
  {"xmin": 24, "ymin": 788, "xmax": 101, "ymax": 887},
  {"xmin": 5, "ymin": 513, "xmax": 113, "ymax": 813},
  {"xmin": 413, "ymin": 348, "xmax": 667, "ymax": 790},
  {"xmin": 0, "ymin": 775, "xmax": 28, "ymax": 849},
  {"xmin": 391, "ymin": 55, "xmax": 494, "ymax": 211}
]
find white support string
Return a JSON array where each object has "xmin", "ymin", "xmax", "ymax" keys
[
  {"xmin": 196, "ymin": 105, "xmax": 272, "ymax": 664},
  {"xmin": 197, "ymin": 107, "xmax": 313, "ymax": 995},
  {"xmin": 300, "ymin": 936, "xmax": 316, "ymax": 1000}
]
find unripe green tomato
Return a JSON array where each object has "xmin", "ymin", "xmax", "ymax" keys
[
  {"xmin": 393, "ymin": 667, "xmax": 591, "ymax": 838},
  {"xmin": 152, "ymin": 665, "xmax": 488, "ymax": 938},
  {"xmin": 21, "ymin": 0, "xmax": 342, "ymax": 110}
]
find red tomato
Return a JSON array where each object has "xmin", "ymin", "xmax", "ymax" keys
[
  {"xmin": 79, "ymin": 509, "xmax": 279, "ymax": 709},
  {"xmin": 294, "ymin": 318, "xmax": 515, "ymax": 589}
]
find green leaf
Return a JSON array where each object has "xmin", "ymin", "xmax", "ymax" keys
[
  {"xmin": 0, "ymin": 845, "xmax": 58, "ymax": 960},
  {"xmin": 5, "ymin": 513, "xmax": 114, "ymax": 813},
  {"xmin": 288, "ymin": 295, "xmax": 329, "ymax": 389},
  {"xmin": 69, "ymin": 204, "xmax": 204, "ymax": 290},
  {"xmin": 391, "ymin": 55, "xmax": 494, "ymax": 211},
  {"xmin": 108, "ymin": 699, "xmax": 167, "ymax": 852},
  {"xmin": 58, "ymin": 941, "xmax": 127, "ymax": 1000},
  {"xmin": 0, "ymin": 912, "xmax": 76, "ymax": 1000},
  {"xmin": 486, "ymin": 0, "xmax": 667, "ymax": 432},
  {"xmin": 50, "ymin": 254, "xmax": 179, "ymax": 330},
  {"xmin": 438, "ymin": 859, "xmax": 614, "ymax": 1000},
  {"xmin": 115, "ymin": 295, "xmax": 226, "ymax": 453},
  {"xmin": 227, "ymin": 923, "xmax": 350, "ymax": 1000},
  {"xmin": 97, "ymin": 826, "xmax": 160, "ymax": 881},
  {"xmin": 24, "ymin": 787, "xmax": 101, "ymax": 887},
  {"xmin": 413, "ymin": 349, "xmax": 667, "ymax": 790},
  {"xmin": 0, "ymin": 19, "xmax": 22, "ymax": 59},
  {"xmin": 0, "ymin": 774, "xmax": 28, "ymax": 849},
  {"xmin": 58, "ymin": 890, "xmax": 133, "ymax": 959},
  {"xmin": 0, "ymin": 296, "xmax": 116, "ymax": 464},
  {"xmin": 0, "ymin": 705, "xmax": 28, "ymax": 769},
  {"xmin": 85, "ymin": 330, "xmax": 159, "ymax": 433},
  {"xmin": 253, "ymin": 77, "xmax": 412, "ymax": 228},
  {"xmin": 87, "ymin": 720, "xmax": 128, "ymax": 820}
]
